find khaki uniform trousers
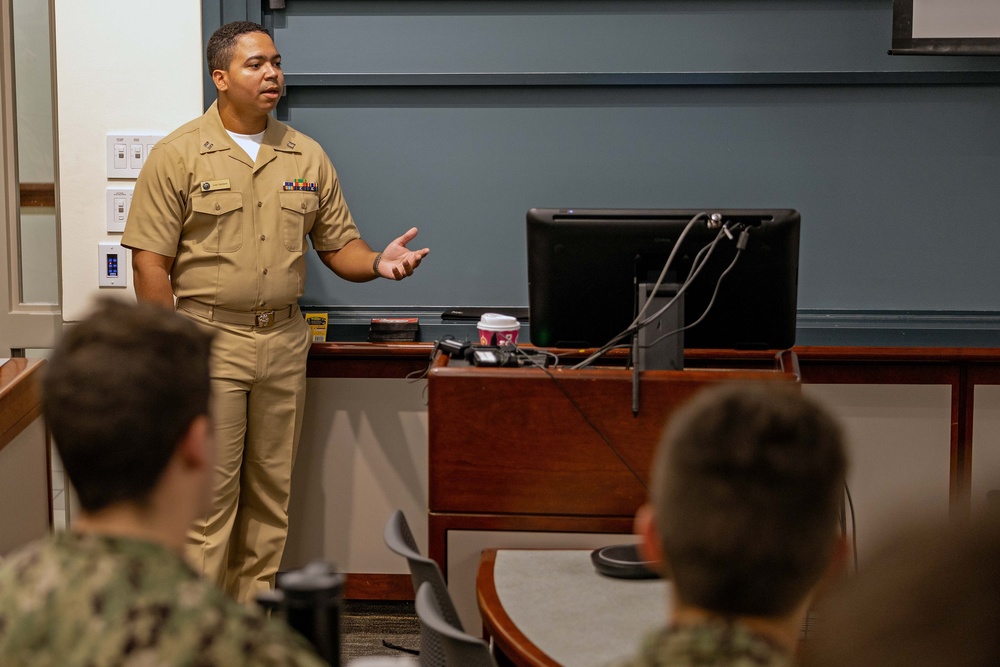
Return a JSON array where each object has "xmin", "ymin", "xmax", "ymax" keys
[{"xmin": 180, "ymin": 307, "xmax": 312, "ymax": 604}]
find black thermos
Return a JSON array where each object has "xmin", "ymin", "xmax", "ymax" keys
[{"xmin": 258, "ymin": 561, "xmax": 345, "ymax": 666}]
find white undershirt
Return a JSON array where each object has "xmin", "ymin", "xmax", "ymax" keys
[{"xmin": 226, "ymin": 129, "xmax": 265, "ymax": 162}]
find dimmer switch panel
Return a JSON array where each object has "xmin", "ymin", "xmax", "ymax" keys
[
  {"xmin": 106, "ymin": 185, "xmax": 134, "ymax": 233},
  {"xmin": 106, "ymin": 134, "xmax": 163, "ymax": 178}
]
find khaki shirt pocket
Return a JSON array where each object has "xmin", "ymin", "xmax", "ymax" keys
[
  {"xmin": 279, "ymin": 191, "xmax": 320, "ymax": 252},
  {"xmin": 192, "ymin": 192, "xmax": 244, "ymax": 253}
]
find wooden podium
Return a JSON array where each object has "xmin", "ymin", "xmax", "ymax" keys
[{"xmin": 427, "ymin": 357, "xmax": 797, "ymax": 570}]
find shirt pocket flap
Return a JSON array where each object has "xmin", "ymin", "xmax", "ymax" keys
[
  {"xmin": 193, "ymin": 192, "xmax": 243, "ymax": 216},
  {"xmin": 279, "ymin": 191, "xmax": 320, "ymax": 215}
]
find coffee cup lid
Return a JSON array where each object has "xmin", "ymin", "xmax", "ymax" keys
[{"xmin": 477, "ymin": 313, "xmax": 520, "ymax": 331}]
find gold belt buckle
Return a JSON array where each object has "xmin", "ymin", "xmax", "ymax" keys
[{"xmin": 255, "ymin": 310, "xmax": 275, "ymax": 327}]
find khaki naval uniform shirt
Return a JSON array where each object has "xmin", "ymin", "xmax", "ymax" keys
[{"xmin": 122, "ymin": 100, "xmax": 360, "ymax": 311}]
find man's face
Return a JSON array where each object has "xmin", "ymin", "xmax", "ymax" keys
[{"xmin": 214, "ymin": 31, "xmax": 283, "ymax": 122}]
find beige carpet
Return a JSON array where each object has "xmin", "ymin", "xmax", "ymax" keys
[{"xmin": 341, "ymin": 600, "xmax": 420, "ymax": 662}]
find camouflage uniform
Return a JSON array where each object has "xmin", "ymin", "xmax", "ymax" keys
[
  {"xmin": 0, "ymin": 532, "xmax": 328, "ymax": 666},
  {"xmin": 610, "ymin": 620, "xmax": 794, "ymax": 667}
]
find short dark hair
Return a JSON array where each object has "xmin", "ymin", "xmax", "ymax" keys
[
  {"xmin": 42, "ymin": 298, "xmax": 214, "ymax": 513},
  {"xmin": 652, "ymin": 383, "xmax": 847, "ymax": 616},
  {"xmin": 206, "ymin": 21, "xmax": 270, "ymax": 73}
]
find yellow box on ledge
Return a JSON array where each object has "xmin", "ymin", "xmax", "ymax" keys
[{"xmin": 305, "ymin": 312, "xmax": 328, "ymax": 342}]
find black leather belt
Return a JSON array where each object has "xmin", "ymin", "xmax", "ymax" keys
[{"xmin": 177, "ymin": 298, "xmax": 293, "ymax": 328}]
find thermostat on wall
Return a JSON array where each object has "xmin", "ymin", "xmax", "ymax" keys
[{"xmin": 98, "ymin": 243, "xmax": 127, "ymax": 288}]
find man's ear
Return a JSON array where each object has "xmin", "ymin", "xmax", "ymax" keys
[
  {"xmin": 813, "ymin": 534, "xmax": 851, "ymax": 602},
  {"xmin": 212, "ymin": 69, "xmax": 228, "ymax": 93},
  {"xmin": 176, "ymin": 415, "xmax": 211, "ymax": 470},
  {"xmin": 825, "ymin": 534, "xmax": 851, "ymax": 581},
  {"xmin": 635, "ymin": 503, "xmax": 665, "ymax": 565}
]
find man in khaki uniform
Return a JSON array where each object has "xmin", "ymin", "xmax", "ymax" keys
[{"xmin": 123, "ymin": 20, "xmax": 428, "ymax": 603}]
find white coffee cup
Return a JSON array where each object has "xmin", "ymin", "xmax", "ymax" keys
[{"xmin": 477, "ymin": 313, "xmax": 520, "ymax": 346}]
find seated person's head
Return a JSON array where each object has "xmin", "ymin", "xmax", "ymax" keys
[
  {"xmin": 42, "ymin": 298, "xmax": 214, "ymax": 515},
  {"xmin": 638, "ymin": 383, "xmax": 848, "ymax": 619},
  {"xmin": 804, "ymin": 518, "xmax": 1000, "ymax": 667}
]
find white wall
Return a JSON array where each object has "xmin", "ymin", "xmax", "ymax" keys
[
  {"xmin": 284, "ymin": 378, "xmax": 430, "ymax": 574},
  {"xmin": 52, "ymin": 1, "xmax": 203, "ymax": 321},
  {"xmin": 972, "ymin": 385, "xmax": 1000, "ymax": 516},
  {"xmin": 803, "ymin": 384, "xmax": 953, "ymax": 558}
]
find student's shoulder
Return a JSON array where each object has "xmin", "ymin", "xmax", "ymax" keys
[
  {"xmin": 186, "ymin": 582, "xmax": 328, "ymax": 666},
  {"xmin": 0, "ymin": 536, "xmax": 67, "ymax": 586}
]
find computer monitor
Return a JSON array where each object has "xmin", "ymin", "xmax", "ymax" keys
[{"xmin": 526, "ymin": 208, "xmax": 800, "ymax": 352}]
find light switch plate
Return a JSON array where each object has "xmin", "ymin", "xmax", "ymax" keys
[
  {"xmin": 106, "ymin": 185, "xmax": 134, "ymax": 233},
  {"xmin": 106, "ymin": 134, "xmax": 163, "ymax": 179}
]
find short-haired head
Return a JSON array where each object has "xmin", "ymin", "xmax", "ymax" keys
[
  {"xmin": 206, "ymin": 21, "xmax": 270, "ymax": 74},
  {"xmin": 652, "ymin": 383, "xmax": 847, "ymax": 616},
  {"xmin": 42, "ymin": 298, "xmax": 214, "ymax": 513}
]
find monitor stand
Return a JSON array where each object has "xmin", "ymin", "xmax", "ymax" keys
[{"xmin": 636, "ymin": 282, "xmax": 684, "ymax": 371}]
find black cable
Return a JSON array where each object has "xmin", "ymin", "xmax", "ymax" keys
[
  {"xmin": 634, "ymin": 222, "xmax": 748, "ymax": 338},
  {"xmin": 525, "ymin": 347, "xmax": 563, "ymax": 368},
  {"xmin": 381, "ymin": 640, "xmax": 419, "ymax": 655},
  {"xmin": 405, "ymin": 365, "xmax": 431, "ymax": 382},
  {"xmin": 571, "ymin": 212, "xmax": 710, "ymax": 370},
  {"xmin": 582, "ymin": 225, "xmax": 725, "ymax": 370},
  {"xmin": 570, "ymin": 325, "xmax": 638, "ymax": 371},
  {"xmin": 632, "ymin": 211, "xmax": 709, "ymax": 326},
  {"xmin": 845, "ymin": 481, "xmax": 859, "ymax": 572},
  {"xmin": 571, "ymin": 230, "xmax": 724, "ymax": 371},
  {"xmin": 626, "ymin": 234, "xmax": 725, "ymax": 414},
  {"xmin": 633, "ymin": 230, "xmax": 724, "ymax": 332},
  {"xmin": 511, "ymin": 345, "xmax": 648, "ymax": 491},
  {"xmin": 407, "ymin": 338, "xmax": 451, "ymax": 382},
  {"xmin": 412, "ymin": 337, "xmax": 461, "ymax": 406},
  {"xmin": 639, "ymin": 243, "xmax": 744, "ymax": 350},
  {"xmin": 631, "ymin": 335, "xmax": 640, "ymax": 415}
]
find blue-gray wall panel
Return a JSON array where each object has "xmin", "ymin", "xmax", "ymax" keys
[
  {"xmin": 272, "ymin": 0, "xmax": 1000, "ymax": 75},
  {"xmin": 197, "ymin": 0, "xmax": 1000, "ymax": 343},
  {"xmin": 289, "ymin": 84, "xmax": 1000, "ymax": 311}
]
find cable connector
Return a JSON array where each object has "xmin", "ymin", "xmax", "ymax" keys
[
  {"xmin": 470, "ymin": 347, "xmax": 520, "ymax": 367},
  {"xmin": 736, "ymin": 228, "xmax": 750, "ymax": 251},
  {"xmin": 435, "ymin": 338, "xmax": 471, "ymax": 358}
]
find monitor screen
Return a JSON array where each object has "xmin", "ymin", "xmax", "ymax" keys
[{"xmin": 526, "ymin": 208, "xmax": 800, "ymax": 350}]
